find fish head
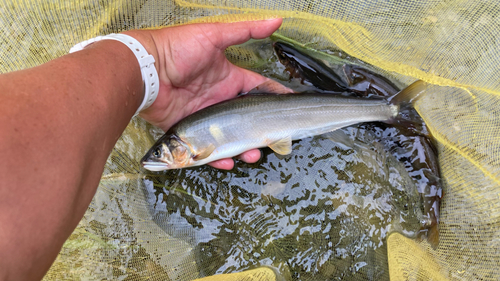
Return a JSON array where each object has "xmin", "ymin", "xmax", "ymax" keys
[
  {"xmin": 141, "ymin": 134, "xmax": 193, "ymax": 171},
  {"xmin": 274, "ymin": 42, "xmax": 348, "ymax": 92},
  {"xmin": 273, "ymin": 42, "xmax": 289, "ymax": 62},
  {"xmin": 273, "ymin": 42, "xmax": 302, "ymax": 79}
]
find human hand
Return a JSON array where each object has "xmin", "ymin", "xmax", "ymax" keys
[{"xmin": 123, "ymin": 19, "xmax": 283, "ymax": 170}]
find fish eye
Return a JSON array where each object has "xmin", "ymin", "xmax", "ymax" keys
[{"xmin": 153, "ymin": 147, "xmax": 162, "ymax": 158}]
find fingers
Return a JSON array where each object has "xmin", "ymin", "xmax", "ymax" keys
[
  {"xmin": 243, "ymin": 79, "xmax": 295, "ymax": 95},
  {"xmin": 235, "ymin": 68, "xmax": 273, "ymax": 94},
  {"xmin": 212, "ymin": 18, "xmax": 282, "ymax": 50},
  {"xmin": 208, "ymin": 149, "xmax": 262, "ymax": 170},
  {"xmin": 208, "ymin": 158, "xmax": 235, "ymax": 170},
  {"xmin": 230, "ymin": 65, "xmax": 296, "ymax": 95},
  {"xmin": 238, "ymin": 149, "xmax": 262, "ymax": 163}
]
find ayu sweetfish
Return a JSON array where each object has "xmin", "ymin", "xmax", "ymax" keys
[
  {"xmin": 273, "ymin": 41, "xmax": 348, "ymax": 92},
  {"xmin": 273, "ymin": 41, "xmax": 400, "ymax": 98},
  {"xmin": 343, "ymin": 64, "xmax": 401, "ymax": 98},
  {"xmin": 141, "ymin": 81, "xmax": 426, "ymax": 171},
  {"xmin": 273, "ymin": 41, "xmax": 442, "ymax": 248}
]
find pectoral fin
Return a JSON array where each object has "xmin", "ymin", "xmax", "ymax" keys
[
  {"xmin": 193, "ymin": 144, "xmax": 215, "ymax": 161},
  {"xmin": 268, "ymin": 136, "xmax": 292, "ymax": 155}
]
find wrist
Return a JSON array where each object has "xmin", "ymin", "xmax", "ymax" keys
[{"xmin": 70, "ymin": 33, "xmax": 160, "ymax": 116}]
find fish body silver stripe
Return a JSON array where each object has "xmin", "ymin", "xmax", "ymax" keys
[{"xmin": 173, "ymin": 94, "xmax": 397, "ymax": 166}]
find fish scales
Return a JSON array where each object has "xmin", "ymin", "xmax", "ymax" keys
[
  {"xmin": 142, "ymin": 80, "xmax": 425, "ymax": 170},
  {"xmin": 173, "ymin": 94, "xmax": 397, "ymax": 166}
]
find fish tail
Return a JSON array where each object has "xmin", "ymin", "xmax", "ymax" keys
[
  {"xmin": 386, "ymin": 80, "xmax": 430, "ymax": 136},
  {"xmin": 388, "ymin": 80, "xmax": 427, "ymax": 105},
  {"xmin": 426, "ymin": 223, "xmax": 440, "ymax": 249},
  {"xmin": 417, "ymin": 215, "xmax": 440, "ymax": 249},
  {"xmin": 389, "ymin": 81, "xmax": 442, "ymax": 249}
]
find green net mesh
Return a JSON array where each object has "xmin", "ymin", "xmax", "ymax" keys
[{"xmin": 2, "ymin": 0, "xmax": 500, "ymax": 280}]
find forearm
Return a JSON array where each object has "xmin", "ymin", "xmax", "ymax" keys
[
  {"xmin": 0, "ymin": 40, "xmax": 144, "ymax": 280},
  {"xmin": 0, "ymin": 19, "xmax": 283, "ymax": 280}
]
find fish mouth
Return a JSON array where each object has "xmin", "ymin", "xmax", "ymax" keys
[{"xmin": 142, "ymin": 161, "xmax": 169, "ymax": 171}]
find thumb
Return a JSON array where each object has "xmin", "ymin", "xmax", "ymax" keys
[{"xmin": 200, "ymin": 18, "xmax": 283, "ymax": 50}]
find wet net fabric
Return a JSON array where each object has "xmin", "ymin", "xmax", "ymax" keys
[{"xmin": 1, "ymin": 0, "xmax": 500, "ymax": 280}]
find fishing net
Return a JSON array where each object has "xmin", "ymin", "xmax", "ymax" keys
[{"xmin": 1, "ymin": 0, "xmax": 499, "ymax": 280}]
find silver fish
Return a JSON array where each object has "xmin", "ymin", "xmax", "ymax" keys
[{"xmin": 141, "ymin": 81, "xmax": 426, "ymax": 171}]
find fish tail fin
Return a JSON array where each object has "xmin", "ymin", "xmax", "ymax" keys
[
  {"xmin": 417, "ymin": 192, "xmax": 441, "ymax": 249},
  {"xmin": 387, "ymin": 80, "xmax": 430, "ymax": 136},
  {"xmin": 426, "ymin": 222, "xmax": 440, "ymax": 249},
  {"xmin": 388, "ymin": 80, "xmax": 427, "ymax": 105},
  {"xmin": 417, "ymin": 220, "xmax": 440, "ymax": 250}
]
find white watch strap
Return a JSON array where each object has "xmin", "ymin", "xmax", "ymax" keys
[{"xmin": 69, "ymin": 34, "xmax": 160, "ymax": 116}]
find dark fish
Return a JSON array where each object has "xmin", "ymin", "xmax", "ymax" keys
[
  {"xmin": 342, "ymin": 66, "xmax": 442, "ymax": 248},
  {"xmin": 341, "ymin": 68, "xmax": 442, "ymax": 248},
  {"xmin": 343, "ymin": 64, "xmax": 401, "ymax": 97},
  {"xmin": 273, "ymin": 42, "xmax": 348, "ymax": 92},
  {"xmin": 274, "ymin": 42, "xmax": 398, "ymax": 98},
  {"xmin": 273, "ymin": 41, "xmax": 442, "ymax": 248}
]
